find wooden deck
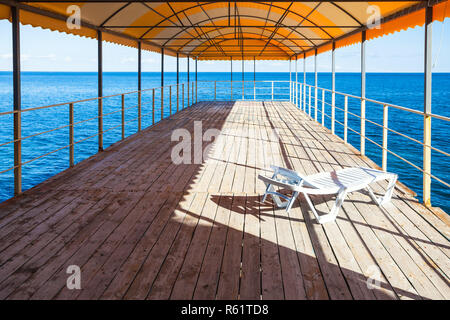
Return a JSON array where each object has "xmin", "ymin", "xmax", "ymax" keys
[{"xmin": 0, "ymin": 101, "xmax": 449, "ymax": 300}]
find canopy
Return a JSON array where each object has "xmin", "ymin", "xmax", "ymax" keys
[{"xmin": 0, "ymin": 1, "xmax": 449, "ymax": 60}]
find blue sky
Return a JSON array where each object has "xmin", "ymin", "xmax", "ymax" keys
[{"xmin": 0, "ymin": 18, "xmax": 449, "ymax": 73}]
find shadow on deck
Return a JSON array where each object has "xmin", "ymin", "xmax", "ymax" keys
[{"xmin": 0, "ymin": 101, "xmax": 448, "ymax": 300}]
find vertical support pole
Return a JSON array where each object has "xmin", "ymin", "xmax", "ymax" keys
[
  {"xmin": 152, "ymin": 88, "xmax": 155, "ymax": 125},
  {"xmin": 230, "ymin": 57, "xmax": 233, "ymax": 100},
  {"xmin": 169, "ymin": 85, "xmax": 172, "ymax": 115},
  {"xmin": 69, "ymin": 103, "xmax": 74, "ymax": 167},
  {"xmin": 382, "ymin": 104, "xmax": 388, "ymax": 171},
  {"xmin": 253, "ymin": 56, "xmax": 256, "ymax": 100},
  {"xmin": 360, "ymin": 31, "xmax": 366, "ymax": 156},
  {"xmin": 97, "ymin": 30, "xmax": 103, "ymax": 152},
  {"xmin": 242, "ymin": 57, "xmax": 244, "ymax": 100},
  {"xmin": 308, "ymin": 86, "xmax": 311, "ymax": 116},
  {"xmin": 303, "ymin": 52, "xmax": 306, "ymax": 112},
  {"xmin": 295, "ymin": 56, "xmax": 298, "ymax": 107},
  {"xmin": 121, "ymin": 94, "xmax": 125, "ymax": 139},
  {"xmin": 161, "ymin": 48, "xmax": 164, "ymax": 119},
  {"xmin": 289, "ymin": 57, "xmax": 292, "ymax": 102},
  {"xmin": 12, "ymin": 6, "xmax": 21, "ymax": 195},
  {"xmin": 182, "ymin": 83, "xmax": 185, "ymax": 109},
  {"xmin": 214, "ymin": 81, "xmax": 217, "ymax": 100},
  {"xmin": 344, "ymin": 96, "xmax": 348, "ymax": 143},
  {"xmin": 271, "ymin": 81, "xmax": 274, "ymax": 100},
  {"xmin": 314, "ymin": 49, "xmax": 318, "ymax": 121},
  {"xmin": 423, "ymin": 5, "xmax": 433, "ymax": 206},
  {"xmin": 331, "ymin": 41, "xmax": 336, "ymax": 134},
  {"xmin": 176, "ymin": 53, "xmax": 179, "ymax": 113},
  {"xmin": 321, "ymin": 89, "xmax": 325, "ymax": 126},
  {"xmin": 187, "ymin": 56, "xmax": 190, "ymax": 107},
  {"xmin": 195, "ymin": 57, "xmax": 198, "ymax": 103},
  {"xmin": 138, "ymin": 41, "xmax": 142, "ymax": 132}
]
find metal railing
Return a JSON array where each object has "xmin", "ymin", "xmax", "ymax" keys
[
  {"xmin": 0, "ymin": 81, "xmax": 196, "ymax": 196},
  {"xmin": 197, "ymin": 80, "xmax": 291, "ymax": 101},
  {"xmin": 2, "ymin": 78, "xmax": 448, "ymax": 208},
  {"xmin": 292, "ymin": 81, "xmax": 450, "ymax": 206}
]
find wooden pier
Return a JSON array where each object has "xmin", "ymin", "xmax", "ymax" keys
[{"xmin": 0, "ymin": 101, "xmax": 448, "ymax": 300}]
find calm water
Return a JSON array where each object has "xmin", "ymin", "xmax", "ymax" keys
[{"xmin": 0, "ymin": 71, "xmax": 448, "ymax": 213}]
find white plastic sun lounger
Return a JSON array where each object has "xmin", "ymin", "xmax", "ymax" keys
[{"xmin": 258, "ymin": 166, "xmax": 397, "ymax": 224}]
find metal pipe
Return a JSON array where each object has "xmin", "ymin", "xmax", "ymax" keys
[
  {"xmin": 314, "ymin": 49, "xmax": 318, "ymax": 121},
  {"xmin": 344, "ymin": 96, "xmax": 348, "ymax": 143},
  {"xmin": 121, "ymin": 95, "xmax": 125, "ymax": 139},
  {"xmin": 12, "ymin": 6, "xmax": 21, "ymax": 195},
  {"xmin": 187, "ymin": 56, "xmax": 190, "ymax": 106},
  {"xmin": 295, "ymin": 56, "xmax": 298, "ymax": 107},
  {"xmin": 423, "ymin": 5, "xmax": 433, "ymax": 206},
  {"xmin": 176, "ymin": 53, "xmax": 179, "ymax": 112},
  {"xmin": 289, "ymin": 57, "xmax": 292, "ymax": 102},
  {"xmin": 382, "ymin": 104, "xmax": 388, "ymax": 171},
  {"xmin": 161, "ymin": 48, "xmax": 164, "ymax": 118},
  {"xmin": 138, "ymin": 41, "xmax": 142, "ymax": 131},
  {"xmin": 242, "ymin": 57, "xmax": 244, "ymax": 100},
  {"xmin": 195, "ymin": 57, "xmax": 198, "ymax": 103},
  {"xmin": 303, "ymin": 52, "xmax": 306, "ymax": 112},
  {"xmin": 69, "ymin": 103, "xmax": 74, "ymax": 167},
  {"xmin": 331, "ymin": 41, "xmax": 336, "ymax": 134},
  {"xmin": 97, "ymin": 30, "xmax": 103, "ymax": 152},
  {"xmin": 360, "ymin": 31, "xmax": 366, "ymax": 156},
  {"xmin": 230, "ymin": 56, "xmax": 233, "ymax": 100},
  {"xmin": 253, "ymin": 56, "xmax": 256, "ymax": 100}
]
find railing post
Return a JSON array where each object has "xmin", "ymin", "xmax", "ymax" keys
[
  {"xmin": 177, "ymin": 84, "xmax": 179, "ymax": 113},
  {"xmin": 299, "ymin": 83, "xmax": 302, "ymax": 109},
  {"xmin": 161, "ymin": 87, "xmax": 164, "ymax": 119},
  {"xmin": 271, "ymin": 81, "xmax": 274, "ymax": 100},
  {"xmin": 138, "ymin": 91, "xmax": 142, "ymax": 131},
  {"xmin": 331, "ymin": 40, "xmax": 336, "ymax": 135},
  {"xmin": 192, "ymin": 82, "xmax": 194, "ymax": 105},
  {"xmin": 169, "ymin": 85, "xmax": 172, "ymax": 116},
  {"xmin": 303, "ymin": 81, "xmax": 306, "ymax": 112},
  {"xmin": 254, "ymin": 80, "xmax": 256, "ymax": 100},
  {"xmin": 69, "ymin": 103, "xmax": 74, "ymax": 167},
  {"xmin": 97, "ymin": 30, "xmax": 103, "ymax": 152},
  {"xmin": 308, "ymin": 86, "xmax": 311, "ymax": 116},
  {"xmin": 182, "ymin": 83, "xmax": 185, "ymax": 109},
  {"xmin": 231, "ymin": 80, "xmax": 233, "ymax": 100},
  {"xmin": 344, "ymin": 96, "xmax": 348, "ymax": 143},
  {"xmin": 214, "ymin": 81, "xmax": 217, "ymax": 101},
  {"xmin": 12, "ymin": 6, "xmax": 21, "ymax": 195},
  {"xmin": 360, "ymin": 31, "xmax": 366, "ymax": 156},
  {"xmin": 121, "ymin": 94, "xmax": 125, "ymax": 139},
  {"xmin": 321, "ymin": 89, "xmax": 325, "ymax": 126},
  {"xmin": 331, "ymin": 92, "xmax": 336, "ymax": 134},
  {"xmin": 242, "ymin": 80, "xmax": 244, "ymax": 100},
  {"xmin": 382, "ymin": 104, "xmax": 388, "ymax": 171},
  {"xmin": 423, "ymin": 5, "xmax": 433, "ymax": 206},
  {"xmin": 152, "ymin": 88, "xmax": 155, "ymax": 125},
  {"xmin": 98, "ymin": 98, "xmax": 103, "ymax": 151}
]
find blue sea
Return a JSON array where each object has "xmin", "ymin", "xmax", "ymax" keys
[{"xmin": 0, "ymin": 71, "xmax": 448, "ymax": 213}]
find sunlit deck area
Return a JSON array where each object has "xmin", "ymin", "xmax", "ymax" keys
[{"xmin": 0, "ymin": 101, "xmax": 448, "ymax": 300}]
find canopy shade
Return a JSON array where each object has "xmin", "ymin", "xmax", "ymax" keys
[{"xmin": 0, "ymin": 1, "xmax": 449, "ymax": 60}]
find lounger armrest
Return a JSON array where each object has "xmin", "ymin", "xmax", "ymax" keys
[
  {"xmin": 270, "ymin": 165, "xmax": 303, "ymax": 181},
  {"xmin": 258, "ymin": 174, "xmax": 333, "ymax": 195}
]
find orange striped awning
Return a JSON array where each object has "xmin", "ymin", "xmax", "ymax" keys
[{"xmin": 0, "ymin": 1, "xmax": 449, "ymax": 60}]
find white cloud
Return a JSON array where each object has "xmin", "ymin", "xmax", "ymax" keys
[{"xmin": 0, "ymin": 53, "xmax": 12, "ymax": 59}]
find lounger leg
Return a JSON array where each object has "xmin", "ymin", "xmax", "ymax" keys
[
  {"xmin": 285, "ymin": 191, "xmax": 299, "ymax": 212},
  {"xmin": 380, "ymin": 174, "xmax": 397, "ymax": 205},
  {"xmin": 366, "ymin": 174, "xmax": 397, "ymax": 207},
  {"xmin": 303, "ymin": 190, "xmax": 347, "ymax": 224}
]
